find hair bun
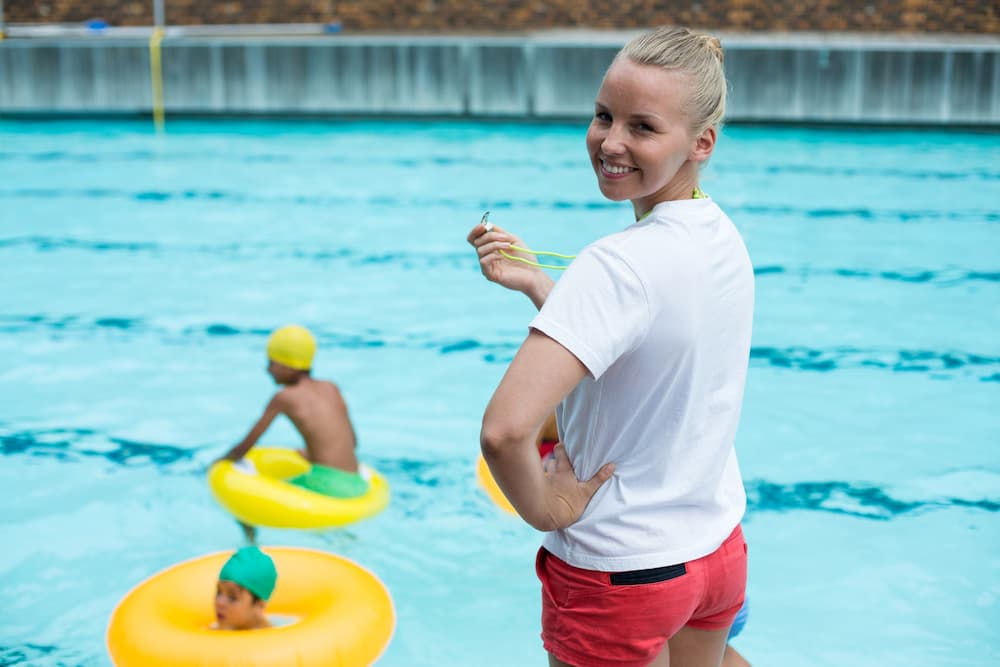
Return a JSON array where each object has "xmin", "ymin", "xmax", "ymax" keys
[{"xmin": 701, "ymin": 34, "xmax": 724, "ymax": 65}]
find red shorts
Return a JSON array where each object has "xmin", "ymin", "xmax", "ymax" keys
[
  {"xmin": 536, "ymin": 525, "xmax": 747, "ymax": 667},
  {"xmin": 538, "ymin": 438, "xmax": 558, "ymax": 460}
]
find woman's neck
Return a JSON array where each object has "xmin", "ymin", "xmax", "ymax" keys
[{"xmin": 632, "ymin": 164, "xmax": 701, "ymax": 220}]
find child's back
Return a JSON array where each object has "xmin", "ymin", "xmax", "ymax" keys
[{"xmin": 276, "ymin": 377, "xmax": 358, "ymax": 472}]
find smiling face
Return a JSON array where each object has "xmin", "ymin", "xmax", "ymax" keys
[
  {"xmin": 585, "ymin": 57, "xmax": 716, "ymax": 218},
  {"xmin": 215, "ymin": 580, "xmax": 267, "ymax": 630}
]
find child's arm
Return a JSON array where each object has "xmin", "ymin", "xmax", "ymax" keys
[{"xmin": 220, "ymin": 394, "xmax": 284, "ymax": 462}]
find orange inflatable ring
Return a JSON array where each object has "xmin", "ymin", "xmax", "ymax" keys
[{"xmin": 107, "ymin": 547, "xmax": 394, "ymax": 666}]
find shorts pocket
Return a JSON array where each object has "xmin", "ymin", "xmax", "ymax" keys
[
  {"xmin": 542, "ymin": 552, "xmax": 611, "ymax": 607},
  {"xmin": 536, "ymin": 548, "xmax": 558, "ymax": 605}
]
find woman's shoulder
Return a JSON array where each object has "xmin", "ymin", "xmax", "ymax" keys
[{"xmin": 588, "ymin": 217, "xmax": 696, "ymax": 267}]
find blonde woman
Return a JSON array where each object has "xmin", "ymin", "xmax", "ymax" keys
[{"xmin": 469, "ymin": 27, "xmax": 753, "ymax": 667}]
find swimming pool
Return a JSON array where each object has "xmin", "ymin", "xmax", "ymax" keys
[{"xmin": 1, "ymin": 119, "xmax": 997, "ymax": 666}]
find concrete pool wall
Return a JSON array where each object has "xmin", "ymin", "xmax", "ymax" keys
[{"xmin": 1, "ymin": 31, "xmax": 997, "ymax": 125}]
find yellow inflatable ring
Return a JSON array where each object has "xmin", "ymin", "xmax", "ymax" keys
[
  {"xmin": 476, "ymin": 454, "xmax": 517, "ymax": 515},
  {"xmin": 209, "ymin": 447, "xmax": 390, "ymax": 529},
  {"xmin": 107, "ymin": 546, "xmax": 394, "ymax": 667}
]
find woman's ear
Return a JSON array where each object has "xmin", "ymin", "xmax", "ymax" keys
[{"xmin": 689, "ymin": 126, "xmax": 717, "ymax": 163}]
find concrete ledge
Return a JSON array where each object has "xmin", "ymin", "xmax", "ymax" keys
[{"xmin": 1, "ymin": 32, "xmax": 998, "ymax": 124}]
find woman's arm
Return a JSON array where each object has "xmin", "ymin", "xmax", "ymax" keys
[{"xmin": 481, "ymin": 330, "xmax": 615, "ymax": 531}]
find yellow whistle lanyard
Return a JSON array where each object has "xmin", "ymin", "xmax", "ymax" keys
[
  {"xmin": 491, "ymin": 188, "xmax": 707, "ymax": 271},
  {"xmin": 499, "ymin": 246, "xmax": 577, "ymax": 271}
]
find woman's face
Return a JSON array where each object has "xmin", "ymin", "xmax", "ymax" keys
[{"xmin": 585, "ymin": 58, "xmax": 710, "ymax": 215}]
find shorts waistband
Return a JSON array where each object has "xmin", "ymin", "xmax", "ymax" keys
[
  {"xmin": 562, "ymin": 523, "xmax": 744, "ymax": 582},
  {"xmin": 609, "ymin": 562, "xmax": 687, "ymax": 586}
]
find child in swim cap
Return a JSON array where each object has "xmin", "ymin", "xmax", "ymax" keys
[
  {"xmin": 218, "ymin": 324, "xmax": 368, "ymax": 542},
  {"xmin": 214, "ymin": 546, "xmax": 277, "ymax": 630}
]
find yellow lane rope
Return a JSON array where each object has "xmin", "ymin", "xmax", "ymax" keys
[{"xmin": 149, "ymin": 27, "xmax": 165, "ymax": 132}]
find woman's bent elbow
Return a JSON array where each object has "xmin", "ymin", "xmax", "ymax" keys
[{"xmin": 479, "ymin": 425, "xmax": 512, "ymax": 461}]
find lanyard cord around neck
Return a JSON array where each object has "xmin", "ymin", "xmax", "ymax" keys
[{"xmin": 490, "ymin": 188, "xmax": 707, "ymax": 271}]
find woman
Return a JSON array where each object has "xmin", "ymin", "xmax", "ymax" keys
[{"xmin": 468, "ymin": 27, "xmax": 753, "ymax": 667}]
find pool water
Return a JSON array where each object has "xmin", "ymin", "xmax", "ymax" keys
[{"xmin": 0, "ymin": 119, "xmax": 997, "ymax": 666}]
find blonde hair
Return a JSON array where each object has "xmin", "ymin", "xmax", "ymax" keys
[{"xmin": 619, "ymin": 26, "xmax": 727, "ymax": 136}]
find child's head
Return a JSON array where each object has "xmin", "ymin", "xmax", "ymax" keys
[
  {"xmin": 266, "ymin": 324, "xmax": 316, "ymax": 384},
  {"xmin": 214, "ymin": 546, "xmax": 277, "ymax": 630}
]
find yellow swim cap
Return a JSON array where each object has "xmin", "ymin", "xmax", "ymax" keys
[{"xmin": 267, "ymin": 325, "xmax": 316, "ymax": 371}]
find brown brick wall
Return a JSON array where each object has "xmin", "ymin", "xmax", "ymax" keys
[{"xmin": 7, "ymin": 0, "xmax": 999, "ymax": 34}]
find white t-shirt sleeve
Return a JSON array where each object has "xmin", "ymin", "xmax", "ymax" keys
[{"xmin": 530, "ymin": 243, "xmax": 650, "ymax": 379}]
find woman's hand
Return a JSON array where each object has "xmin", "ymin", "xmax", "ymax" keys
[
  {"xmin": 541, "ymin": 443, "xmax": 615, "ymax": 530},
  {"xmin": 467, "ymin": 219, "xmax": 553, "ymax": 306}
]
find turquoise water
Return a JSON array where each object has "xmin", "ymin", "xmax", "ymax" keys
[{"xmin": 1, "ymin": 119, "xmax": 998, "ymax": 666}]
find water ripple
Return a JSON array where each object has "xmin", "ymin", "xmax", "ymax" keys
[
  {"xmin": 0, "ymin": 644, "xmax": 60, "ymax": 666},
  {"xmin": 0, "ymin": 314, "xmax": 500, "ymax": 355},
  {"xmin": 0, "ymin": 187, "xmax": 616, "ymax": 215},
  {"xmin": 1, "ymin": 427, "xmax": 194, "ymax": 468},
  {"xmin": 0, "ymin": 188, "xmax": 995, "ymax": 222},
  {"xmin": 1, "ymin": 150, "xmax": 998, "ymax": 183},
  {"xmin": 2, "ymin": 427, "xmax": 996, "ymax": 521},
  {"xmin": 748, "ymin": 346, "xmax": 999, "ymax": 378},
  {"xmin": 2, "ymin": 237, "xmax": 997, "ymax": 285},
  {"xmin": 733, "ymin": 203, "xmax": 999, "ymax": 223},
  {"xmin": 1, "ymin": 315, "xmax": 997, "ymax": 380},
  {"xmin": 749, "ymin": 163, "xmax": 1000, "ymax": 181},
  {"xmin": 753, "ymin": 265, "xmax": 1000, "ymax": 284},
  {"xmin": 746, "ymin": 480, "xmax": 999, "ymax": 520}
]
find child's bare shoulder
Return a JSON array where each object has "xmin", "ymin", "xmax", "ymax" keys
[
  {"xmin": 327, "ymin": 380, "xmax": 347, "ymax": 397},
  {"xmin": 289, "ymin": 378, "xmax": 341, "ymax": 401},
  {"xmin": 312, "ymin": 380, "xmax": 345, "ymax": 403},
  {"xmin": 270, "ymin": 386, "xmax": 297, "ymax": 408}
]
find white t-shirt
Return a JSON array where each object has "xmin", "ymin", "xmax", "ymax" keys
[{"xmin": 530, "ymin": 198, "xmax": 754, "ymax": 571}]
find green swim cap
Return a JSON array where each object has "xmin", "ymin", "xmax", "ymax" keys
[{"xmin": 219, "ymin": 546, "xmax": 277, "ymax": 601}]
